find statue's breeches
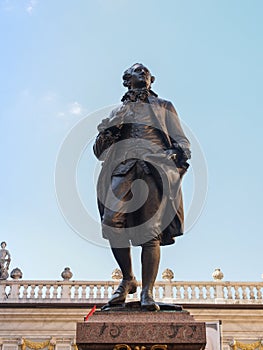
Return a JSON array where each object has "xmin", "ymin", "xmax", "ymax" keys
[{"xmin": 101, "ymin": 161, "xmax": 166, "ymax": 247}]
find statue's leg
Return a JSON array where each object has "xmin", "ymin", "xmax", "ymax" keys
[
  {"xmin": 108, "ymin": 246, "xmax": 137, "ymax": 305},
  {"xmin": 105, "ymin": 172, "xmax": 137, "ymax": 305},
  {"xmin": 111, "ymin": 247, "xmax": 134, "ymax": 281},
  {"xmin": 140, "ymin": 238, "xmax": 160, "ymax": 311}
]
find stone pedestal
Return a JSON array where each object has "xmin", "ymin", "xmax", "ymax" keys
[{"xmin": 76, "ymin": 309, "xmax": 206, "ymax": 350}]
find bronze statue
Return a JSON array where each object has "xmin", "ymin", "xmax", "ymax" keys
[
  {"xmin": 93, "ymin": 63, "xmax": 191, "ymax": 311},
  {"xmin": 0, "ymin": 241, "xmax": 11, "ymax": 280}
]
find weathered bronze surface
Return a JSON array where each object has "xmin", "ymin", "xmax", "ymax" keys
[{"xmin": 93, "ymin": 64, "xmax": 191, "ymax": 311}]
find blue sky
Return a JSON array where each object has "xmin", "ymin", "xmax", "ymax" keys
[{"xmin": 1, "ymin": 0, "xmax": 263, "ymax": 282}]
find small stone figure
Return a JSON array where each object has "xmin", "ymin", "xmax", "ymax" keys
[
  {"xmin": 94, "ymin": 63, "xmax": 191, "ymax": 311},
  {"xmin": 0, "ymin": 241, "xmax": 11, "ymax": 280}
]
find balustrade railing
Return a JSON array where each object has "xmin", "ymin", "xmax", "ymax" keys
[{"xmin": 0, "ymin": 280, "xmax": 262, "ymax": 304}]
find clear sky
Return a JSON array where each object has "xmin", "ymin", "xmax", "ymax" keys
[{"xmin": 1, "ymin": 0, "xmax": 263, "ymax": 282}]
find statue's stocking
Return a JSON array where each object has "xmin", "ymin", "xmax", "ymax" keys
[
  {"xmin": 108, "ymin": 247, "xmax": 137, "ymax": 305},
  {"xmin": 111, "ymin": 247, "xmax": 134, "ymax": 280},
  {"xmin": 140, "ymin": 239, "xmax": 160, "ymax": 311}
]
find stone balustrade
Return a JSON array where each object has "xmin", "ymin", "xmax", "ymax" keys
[{"xmin": 0, "ymin": 280, "xmax": 263, "ymax": 304}]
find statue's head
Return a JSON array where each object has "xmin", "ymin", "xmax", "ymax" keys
[
  {"xmin": 122, "ymin": 63, "xmax": 155, "ymax": 90},
  {"xmin": 1, "ymin": 242, "xmax": 6, "ymax": 248}
]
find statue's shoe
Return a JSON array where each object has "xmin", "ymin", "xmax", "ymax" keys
[
  {"xmin": 108, "ymin": 278, "xmax": 137, "ymax": 305},
  {"xmin": 140, "ymin": 292, "xmax": 160, "ymax": 311}
]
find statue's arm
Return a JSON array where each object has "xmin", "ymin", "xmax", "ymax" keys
[
  {"xmin": 6, "ymin": 250, "xmax": 11, "ymax": 261},
  {"xmin": 3, "ymin": 249, "xmax": 11, "ymax": 269},
  {"xmin": 93, "ymin": 129, "xmax": 116, "ymax": 161},
  {"xmin": 93, "ymin": 108, "xmax": 122, "ymax": 160},
  {"xmin": 165, "ymin": 101, "xmax": 191, "ymax": 171}
]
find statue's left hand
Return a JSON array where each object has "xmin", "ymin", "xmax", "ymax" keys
[{"xmin": 177, "ymin": 167, "xmax": 187, "ymax": 176}]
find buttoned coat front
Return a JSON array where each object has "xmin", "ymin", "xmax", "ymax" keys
[{"xmin": 93, "ymin": 95, "xmax": 191, "ymax": 246}]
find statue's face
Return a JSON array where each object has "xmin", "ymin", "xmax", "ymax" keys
[
  {"xmin": 1, "ymin": 242, "xmax": 6, "ymax": 248},
  {"xmin": 129, "ymin": 64, "xmax": 152, "ymax": 89}
]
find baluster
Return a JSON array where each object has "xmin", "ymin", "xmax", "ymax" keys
[
  {"xmin": 221, "ymin": 286, "xmax": 226, "ymax": 299},
  {"xmin": 79, "ymin": 285, "xmax": 85, "ymax": 299},
  {"xmin": 187, "ymin": 285, "xmax": 192, "ymax": 300},
  {"xmin": 202, "ymin": 285, "xmax": 207, "ymax": 300},
  {"xmin": 199, "ymin": 285, "xmax": 202, "ymax": 299},
  {"xmin": 53, "ymin": 285, "xmax": 58, "ymax": 299},
  {"xmin": 89, "ymin": 285, "xmax": 94, "ymax": 298},
  {"xmin": 212, "ymin": 285, "xmax": 216, "ymax": 299},
  {"xmin": 212, "ymin": 285, "xmax": 217, "ymax": 300},
  {"xmin": 104, "ymin": 284, "xmax": 109, "ymax": 299},
  {"xmin": 205, "ymin": 284, "xmax": 209, "ymax": 300},
  {"xmin": 226, "ymin": 286, "xmax": 231, "ymax": 300},
  {"xmin": 82, "ymin": 284, "xmax": 88, "ymax": 299},
  {"xmin": 255, "ymin": 286, "xmax": 261, "ymax": 300},
  {"xmin": 206, "ymin": 285, "xmax": 211, "ymax": 299},
  {"xmin": 234, "ymin": 286, "xmax": 239, "ymax": 299},
  {"xmin": 84, "ymin": 285, "xmax": 88, "ymax": 299},
  {"xmin": 29, "ymin": 285, "xmax": 35, "ymax": 299},
  {"xmin": 190, "ymin": 284, "xmax": 194, "ymax": 299},
  {"xmin": 97, "ymin": 285, "xmax": 102, "ymax": 298},
  {"xmin": 204, "ymin": 284, "xmax": 209, "ymax": 300},
  {"xmin": 199, "ymin": 285, "xmax": 203, "ymax": 299},
  {"xmin": 45, "ymin": 285, "xmax": 51, "ymax": 299},
  {"xmin": 68, "ymin": 284, "xmax": 73, "ymax": 299},
  {"xmin": 199, "ymin": 285, "xmax": 204, "ymax": 301},
  {"xmin": 199, "ymin": 285, "xmax": 204, "ymax": 300},
  {"xmin": 181, "ymin": 285, "xmax": 185, "ymax": 300},
  {"xmin": 254, "ymin": 286, "xmax": 259, "ymax": 300},
  {"xmin": 249, "ymin": 286, "xmax": 255, "ymax": 300},
  {"xmin": 22, "ymin": 284, "xmax": 28, "ymax": 299},
  {"xmin": 241, "ymin": 286, "xmax": 247, "ymax": 300},
  {"xmin": 38, "ymin": 285, "xmax": 43, "ymax": 299},
  {"xmin": 162, "ymin": 285, "xmax": 166, "ymax": 299},
  {"xmin": 169, "ymin": 285, "xmax": 174, "ymax": 299}
]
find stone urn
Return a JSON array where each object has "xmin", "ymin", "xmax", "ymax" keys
[
  {"xmin": 162, "ymin": 268, "xmax": 174, "ymax": 281},
  {"xmin": 61, "ymin": 267, "xmax": 73, "ymax": 280},
  {"xmin": 10, "ymin": 268, "xmax": 23, "ymax": 280},
  {"xmin": 212, "ymin": 268, "xmax": 224, "ymax": 281},
  {"xmin": 111, "ymin": 268, "xmax": 123, "ymax": 280}
]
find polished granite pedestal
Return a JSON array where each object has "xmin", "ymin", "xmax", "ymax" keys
[{"xmin": 76, "ymin": 304, "xmax": 206, "ymax": 350}]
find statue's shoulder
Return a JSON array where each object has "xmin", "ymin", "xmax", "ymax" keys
[
  {"xmin": 108, "ymin": 103, "xmax": 123, "ymax": 119},
  {"xmin": 149, "ymin": 95, "xmax": 173, "ymax": 108}
]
